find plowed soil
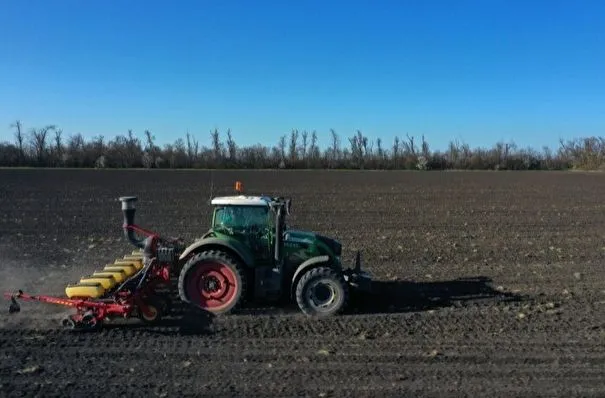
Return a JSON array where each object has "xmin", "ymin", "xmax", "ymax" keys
[{"xmin": 1, "ymin": 169, "xmax": 605, "ymax": 397}]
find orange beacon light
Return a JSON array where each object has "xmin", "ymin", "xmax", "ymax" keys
[{"xmin": 235, "ymin": 181, "xmax": 243, "ymax": 193}]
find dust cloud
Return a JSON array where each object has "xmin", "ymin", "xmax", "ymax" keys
[{"xmin": 0, "ymin": 244, "xmax": 79, "ymax": 329}]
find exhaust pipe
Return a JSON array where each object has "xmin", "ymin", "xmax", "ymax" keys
[
  {"xmin": 119, "ymin": 196, "xmax": 145, "ymax": 249},
  {"xmin": 273, "ymin": 198, "xmax": 290, "ymax": 267},
  {"xmin": 274, "ymin": 205, "xmax": 283, "ymax": 264}
]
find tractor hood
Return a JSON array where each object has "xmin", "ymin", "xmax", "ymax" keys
[{"xmin": 284, "ymin": 229, "xmax": 342, "ymax": 257}]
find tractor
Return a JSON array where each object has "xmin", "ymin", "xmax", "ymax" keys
[
  {"xmin": 4, "ymin": 181, "xmax": 372, "ymax": 329},
  {"xmin": 124, "ymin": 181, "xmax": 371, "ymax": 316}
]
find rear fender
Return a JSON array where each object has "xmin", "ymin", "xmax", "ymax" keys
[
  {"xmin": 290, "ymin": 255, "xmax": 330, "ymax": 299},
  {"xmin": 179, "ymin": 237, "xmax": 255, "ymax": 267}
]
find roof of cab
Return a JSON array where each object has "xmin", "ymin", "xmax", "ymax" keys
[{"xmin": 210, "ymin": 195, "xmax": 272, "ymax": 206}]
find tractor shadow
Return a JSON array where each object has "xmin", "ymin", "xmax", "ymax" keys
[
  {"xmin": 98, "ymin": 276, "xmax": 524, "ymax": 334},
  {"xmin": 346, "ymin": 275, "xmax": 525, "ymax": 315}
]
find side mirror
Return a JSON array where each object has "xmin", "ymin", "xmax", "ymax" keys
[{"xmin": 286, "ymin": 199, "xmax": 291, "ymax": 215}]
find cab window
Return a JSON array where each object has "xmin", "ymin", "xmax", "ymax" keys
[{"xmin": 213, "ymin": 205, "xmax": 270, "ymax": 229}]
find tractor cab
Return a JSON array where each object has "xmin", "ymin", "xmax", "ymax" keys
[
  {"xmin": 211, "ymin": 195, "xmax": 275, "ymax": 234},
  {"xmin": 209, "ymin": 182, "xmax": 290, "ymax": 235},
  {"xmin": 207, "ymin": 182, "xmax": 291, "ymax": 266}
]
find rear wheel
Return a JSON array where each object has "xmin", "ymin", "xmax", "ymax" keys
[
  {"xmin": 178, "ymin": 250, "xmax": 246, "ymax": 315},
  {"xmin": 295, "ymin": 266, "xmax": 348, "ymax": 316}
]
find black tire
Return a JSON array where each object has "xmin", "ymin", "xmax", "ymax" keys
[
  {"xmin": 177, "ymin": 250, "xmax": 247, "ymax": 315},
  {"xmin": 148, "ymin": 293, "xmax": 172, "ymax": 316},
  {"xmin": 159, "ymin": 295, "xmax": 172, "ymax": 316},
  {"xmin": 75, "ymin": 311, "xmax": 103, "ymax": 332},
  {"xmin": 295, "ymin": 266, "xmax": 349, "ymax": 317}
]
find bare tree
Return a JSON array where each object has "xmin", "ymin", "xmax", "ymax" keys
[
  {"xmin": 392, "ymin": 136, "xmax": 400, "ymax": 169},
  {"xmin": 186, "ymin": 131, "xmax": 199, "ymax": 165},
  {"xmin": 143, "ymin": 130, "xmax": 156, "ymax": 168},
  {"xmin": 210, "ymin": 128, "xmax": 223, "ymax": 166},
  {"xmin": 300, "ymin": 130, "xmax": 308, "ymax": 161},
  {"xmin": 329, "ymin": 129, "xmax": 340, "ymax": 168},
  {"xmin": 226, "ymin": 128, "xmax": 237, "ymax": 164},
  {"xmin": 0, "ymin": 121, "xmax": 594, "ymax": 171},
  {"xmin": 11, "ymin": 120, "xmax": 25, "ymax": 164},
  {"xmin": 348, "ymin": 130, "xmax": 367, "ymax": 169},
  {"xmin": 404, "ymin": 134, "xmax": 416, "ymax": 156},
  {"xmin": 289, "ymin": 129, "xmax": 298, "ymax": 165},
  {"xmin": 66, "ymin": 133, "xmax": 85, "ymax": 167},
  {"xmin": 278, "ymin": 135, "xmax": 286, "ymax": 164},
  {"xmin": 376, "ymin": 137, "xmax": 384, "ymax": 168},
  {"xmin": 30, "ymin": 125, "xmax": 56, "ymax": 164},
  {"xmin": 309, "ymin": 130, "xmax": 319, "ymax": 166},
  {"xmin": 54, "ymin": 129, "xmax": 63, "ymax": 165},
  {"xmin": 125, "ymin": 130, "xmax": 141, "ymax": 167}
]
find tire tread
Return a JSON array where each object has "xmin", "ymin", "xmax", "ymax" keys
[{"xmin": 295, "ymin": 266, "xmax": 349, "ymax": 316}]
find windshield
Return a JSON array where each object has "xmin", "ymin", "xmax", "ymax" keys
[{"xmin": 213, "ymin": 205, "xmax": 272, "ymax": 230}]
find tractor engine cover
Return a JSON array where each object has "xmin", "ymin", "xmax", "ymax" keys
[{"xmin": 316, "ymin": 235, "xmax": 342, "ymax": 257}]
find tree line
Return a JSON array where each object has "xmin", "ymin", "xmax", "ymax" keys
[{"xmin": 1, "ymin": 120, "xmax": 604, "ymax": 170}]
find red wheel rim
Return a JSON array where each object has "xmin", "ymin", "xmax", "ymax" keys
[
  {"xmin": 186, "ymin": 261, "xmax": 239, "ymax": 311},
  {"xmin": 141, "ymin": 304, "xmax": 158, "ymax": 321}
]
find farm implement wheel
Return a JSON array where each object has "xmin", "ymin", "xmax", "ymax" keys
[
  {"xmin": 62, "ymin": 311, "xmax": 103, "ymax": 332},
  {"xmin": 295, "ymin": 266, "xmax": 349, "ymax": 317},
  {"xmin": 178, "ymin": 250, "xmax": 247, "ymax": 315},
  {"xmin": 138, "ymin": 296, "xmax": 167, "ymax": 324}
]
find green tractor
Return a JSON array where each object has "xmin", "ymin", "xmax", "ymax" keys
[{"xmin": 121, "ymin": 181, "xmax": 372, "ymax": 317}]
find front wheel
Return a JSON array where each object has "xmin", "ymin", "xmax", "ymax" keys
[{"xmin": 295, "ymin": 267, "xmax": 349, "ymax": 316}]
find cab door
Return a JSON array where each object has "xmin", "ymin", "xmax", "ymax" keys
[{"xmin": 245, "ymin": 206, "xmax": 273, "ymax": 267}]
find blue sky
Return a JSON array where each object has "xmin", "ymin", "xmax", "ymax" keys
[{"xmin": 1, "ymin": 0, "xmax": 604, "ymax": 152}]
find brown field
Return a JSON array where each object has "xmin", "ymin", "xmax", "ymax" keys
[{"xmin": 1, "ymin": 169, "xmax": 605, "ymax": 397}]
